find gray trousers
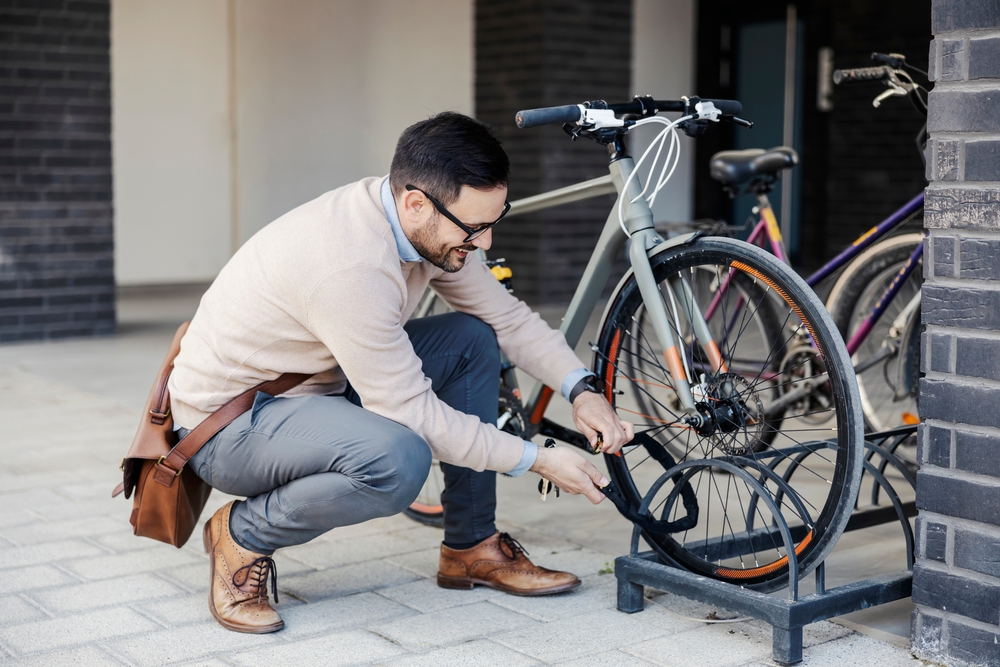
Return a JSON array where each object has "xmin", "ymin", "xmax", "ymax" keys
[{"xmin": 186, "ymin": 312, "xmax": 502, "ymax": 554}]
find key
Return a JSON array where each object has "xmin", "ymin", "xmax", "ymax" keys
[{"xmin": 538, "ymin": 477, "xmax": 552, "ymax": 502}]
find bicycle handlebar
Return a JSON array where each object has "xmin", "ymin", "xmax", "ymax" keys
[
  {"xmin": 515, "ymin": 105, "xmax": 582, "ymax": 128},
  {"xmin": 832, "ymin": 66, "xmax": 892, "ymax": 85},
  {"xmin": 515, "ymin": 98, "xmax": 743, "ymax": 129}
]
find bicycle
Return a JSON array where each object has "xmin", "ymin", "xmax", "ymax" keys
[
  {"xmin": 407, "ymin": 94, "xmax": 863, "ymax": 592},
  {"xmin": 630, "ymin": 52, "xmax": 927, "ymax": 435}
]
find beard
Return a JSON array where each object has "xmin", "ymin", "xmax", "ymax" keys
[{"xmin": 409, "ymin": 219, "xmax": 476, "ymax": 273}]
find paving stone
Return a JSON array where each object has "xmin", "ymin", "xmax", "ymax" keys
[
  {"xmin": 519, "ymin": 547, "xmax": 617, "ymax": 580},
  {"xmin": 376, "ymin": 576, "xmax": 502, "ymax": 613},
  {"xmin": 134, "ymin": 592, "xmax": 216, "ymax": 626},
  {"xmin": 103, "ymin": 622, "xmax": 279, "ymax": 666},
  {"xmin": 625, "ymin": 623, "xmax": 772, "ymax": 667},
  {"xmin": 0, "ymin": 539, "xmax": 105, "ymax": 570},
  {"xmin": 0, "ymin": 645, "xmax": 123, "ymax": 667},
  {"xmin": 489, "ymin": 573, "xmax": 617, "ymax": 622},
  {"xmin": 91, "ymin": 529, "xmax": 169, "ymax": 554},
  {"xmin": 0, "ymin": 606, "xmax": 161, "ymax": 656},
  {"xmin": 0, "ymin": 595, "xmax": 49, "ymax": 626},
  {"xmin": 384, "ymin": 547, "xmax": 441, "ymax": 579},
  {"xmin": 1, "ymin": 515, "xmax": 126, "ymax": 546},
  {"xmin": 796, "ymin": 633, "xmax": 924, "ymax": 666},
  {"xmin": 0, "ymin": 564, "xmax": 79, "ymax": 595},
  {"xmin": 280, "ymin": 560, "xmax": 421, "ymax": 603},
  {"xmin": 0, "ymin": 505, "xmax": 40, "ymax": 530},
  {"xmin": 493, "ymin": 607, "xmax": 673, "ymax": 663},
  {"xmin": 156, "ymin": 562, "xmax": 211, "ymax": 594},
  {"xmin": 27, "ymin": 573, "xmax": 184, "ymax": 614},
  {"xmin": 283, "ymin": 532, "xmax": 428, "ymax": 570},
  {"xmin": 228, "ymin": 629, "xmax": 405, "ymax": 667},
  {"xmin": 62, "ymin": 544, "xmax": 201, "ymax": 581},
  {"xmin": 0, "ymin": 490, "xmax": 60, "ymax": 514},
  {"xmin": 30, "ymin": 497, "xmax": 131, "ymax": 523},
  {"xmin": 552, "ymin": 649, "xmax": 660, "ymax": 667},
  {"xmin": 379, "ymin": 638, "xmax": 540, "ymax": 666},
  {"xmin": 279, "ymin": 591, "xmax": 415, "ymax": 639},
  {"xmin": 370, "ymin": 600, "xmax": 540, "ymax": 651}
]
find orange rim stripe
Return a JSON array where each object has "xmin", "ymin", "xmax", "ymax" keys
[
  {"xmin": 715, "ymin": 530, "xmax": 814, "ymax": 580},
  {"xmin": 730, "ymin": 261, "xmax": 823, "ymax": 356},
  {"xmin": 408, "ymin": 502, "xmax": 444, "ymax": 514}
]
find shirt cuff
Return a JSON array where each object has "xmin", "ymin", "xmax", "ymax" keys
[
  {"xmin": 506, "ymin": 440, "xmax": 538, "ymax": 477},
  {"xmin": 561, "ymin": 367, "xmax": 596, "ymax": 402}
]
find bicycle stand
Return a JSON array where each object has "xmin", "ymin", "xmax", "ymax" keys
[{"xmin": 614, "ymin": 427, "xmax": 917, "ymax": 665}]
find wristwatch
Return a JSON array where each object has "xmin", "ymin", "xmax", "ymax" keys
[{"xmin": 568, "ymin": 374, "xmax": 601, "ymax": 403}]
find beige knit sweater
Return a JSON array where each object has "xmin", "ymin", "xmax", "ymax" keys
[{"xmin": 168, "ymin": 177, "xmax": 584, "ymax": 473}]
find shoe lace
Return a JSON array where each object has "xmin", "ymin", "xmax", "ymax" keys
[
  {"xmin": 498, "ymin": 532, "xmax": 529, "ymax": 560},
  {"xmin": 232, "ymin": 556, "xmax": 279, "ymax": 604}
]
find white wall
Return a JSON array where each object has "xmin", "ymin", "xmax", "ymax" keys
[
  {"xmin": 235, "ymin": 0, "xmax": 473, "ymax": 242},
  {"xmin": 113, "ymin": 0, "xmax": 473, "ymax": 285},
  {"xmin": 112, "ymin": 0, "xmax": 687, "ymax": 284},
  {"xmin": 631, "ymin": 0, "xmax": 696, "ymax": 224},
  {"xmin": 112, "ymin": 0, "xmax": 233, "ymax": 285}
]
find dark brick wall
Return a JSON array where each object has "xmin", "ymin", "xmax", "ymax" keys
[
  {"xmin": 0, "ymin": 0, "xmax": 113, "ymax": 342},
  {"xmin": 913, "ymin": 1, "xmax": 1000, "ymax": 664},
  {"xmin": 693, "ymin": 0, "xmax": 929, "ymax": 270},
  {"xmin": 475, "ymin": 0, "xmax": 631, "ymax": 305}
]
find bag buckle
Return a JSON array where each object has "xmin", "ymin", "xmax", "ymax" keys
[
  {"xmin": 156, "ymin": 455, "xmax": 183, "ymax": 478},
  {"xmin": 150, "ymin": 406, "xmax": 171, "ymax": 424}
]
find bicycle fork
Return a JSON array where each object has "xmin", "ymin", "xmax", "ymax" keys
[{"xmin": 616, "ymin": 149, "xmax": 726, "ymax": 422}]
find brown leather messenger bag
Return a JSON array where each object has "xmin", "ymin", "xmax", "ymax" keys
[{"xmin": 112, "ymin": 321, "xmax": 309, "ymax": 548}]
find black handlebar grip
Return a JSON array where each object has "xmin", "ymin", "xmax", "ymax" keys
[
  {"xmin": 704, "ymin": 99, "xmax": 742, "ymax": 116},
  {"xmin": 832, "ymin": 66, "xmax": 891, "ymax": 85},
  {"xmin": 515, "ymin": 105, "xmax": 582, "ymax": 129}
]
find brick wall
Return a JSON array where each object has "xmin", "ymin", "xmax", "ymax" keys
[
  {"xmin": 475, "ymin": 0, "xmax": 631, "ymax": 305},
  {"xmin": 913, "ymin": 1, "xmax": 1000, "ymax": 664},
  {"xmin": 0, "ymin": 0, "xmax": 114, "ymax": 342}
]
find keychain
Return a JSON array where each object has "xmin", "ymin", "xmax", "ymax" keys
[{"xmin": 537, "ymin": 439, "xmax": 560, "ymax": 501}]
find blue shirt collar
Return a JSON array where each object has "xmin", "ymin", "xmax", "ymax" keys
[{"xmin": 381, "ymin": 177, "xmax": 423, "ymax": 263}]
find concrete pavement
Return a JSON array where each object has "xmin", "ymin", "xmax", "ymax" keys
[{"xmin": 0, "ymin": 288, "xmax": 930, "ymax": 666}]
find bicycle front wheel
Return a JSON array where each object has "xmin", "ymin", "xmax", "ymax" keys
[{"xmin": 599, "ymin": 237, "xmax": 863, "ymax": 592}]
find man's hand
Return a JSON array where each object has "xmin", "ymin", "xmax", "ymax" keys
[
  {"xmin": 571, "ymin": 391, "xmax": 634, "ymax": 455},
  {"xmin": 529, "ymin": 446, "xmax": 609, "ymax": 504}
]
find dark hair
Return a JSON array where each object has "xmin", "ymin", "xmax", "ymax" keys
[{"xmin": 389, "ymin": 111, "xmax": 509, "ymax": 205}]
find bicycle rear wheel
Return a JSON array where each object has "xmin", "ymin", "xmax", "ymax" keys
[
  {"xmin": 826, "ymin": 234, "xmax": 923, "ymax": 432},
  {"xmin": 599, "ymin": 237, "xmax": 863, "ymax": 592}
]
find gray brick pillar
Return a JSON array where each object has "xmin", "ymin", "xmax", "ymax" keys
[
  {"xmin": 913, "ymin": 2, "xmax": 1000, "ymax": 664},
  {"xmin": 0, "ymin": 0, "xmax": 114, "ymax": 342},
  {"xmin": 475, "ymin": 0, "xmax": 631, "ymax": 305}
]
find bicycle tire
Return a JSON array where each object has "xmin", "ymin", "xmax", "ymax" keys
[
  {"xmin": 826, "ymin": 234, "xmax": 923, "ymax": 432},
  {"xmin": 597, "ymin": 236, "xmax": 863, "ymax": 592}
]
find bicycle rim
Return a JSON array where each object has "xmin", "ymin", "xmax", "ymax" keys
[{"xmin": 599, "ymin": 237, "xmax": 863, "ymax": 592}]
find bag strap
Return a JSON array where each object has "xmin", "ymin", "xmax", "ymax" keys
[{"xmin": 150, "ymin": 371, "xmax": 311, "ymax": 487}]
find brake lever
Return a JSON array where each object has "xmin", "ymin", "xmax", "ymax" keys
[{"xmin": 724, "ymin": 116, "xmax": 754, "ymax": 128}]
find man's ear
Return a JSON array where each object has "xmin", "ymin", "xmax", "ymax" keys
[{"xmin": 399, "ymin": 187, "xmax": 429, "ymax": 226}]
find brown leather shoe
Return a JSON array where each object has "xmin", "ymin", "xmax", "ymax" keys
[
  {"xmin": 438, "ymin": 531, "xmax": 581, "ymax": 596},
  {"xmin": 202, "ymin": 501, "xmax": 284, "ymax": 634}
]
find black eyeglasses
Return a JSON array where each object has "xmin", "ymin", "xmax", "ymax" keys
[{"xmin": 405, "ymin": 184, "xmax": 511, "ymax": 243}]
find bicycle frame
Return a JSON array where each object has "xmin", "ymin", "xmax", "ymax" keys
[
  {"xmin": 498, "ymin": 148, "xmax": 720, "ymax": 443},
  {"xmin": 735, "ymin": 190, "xmax": 925, "ymax": 357}
]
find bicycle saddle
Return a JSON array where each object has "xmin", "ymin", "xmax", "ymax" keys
[{"xmin": 709, "ymin": 147, "xmax": 798, "ymax": 187}]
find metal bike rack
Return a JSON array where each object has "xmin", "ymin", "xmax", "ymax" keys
[{"xmin": 614, "ymin": 426, "xmax": 917, "ymax": 665}]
